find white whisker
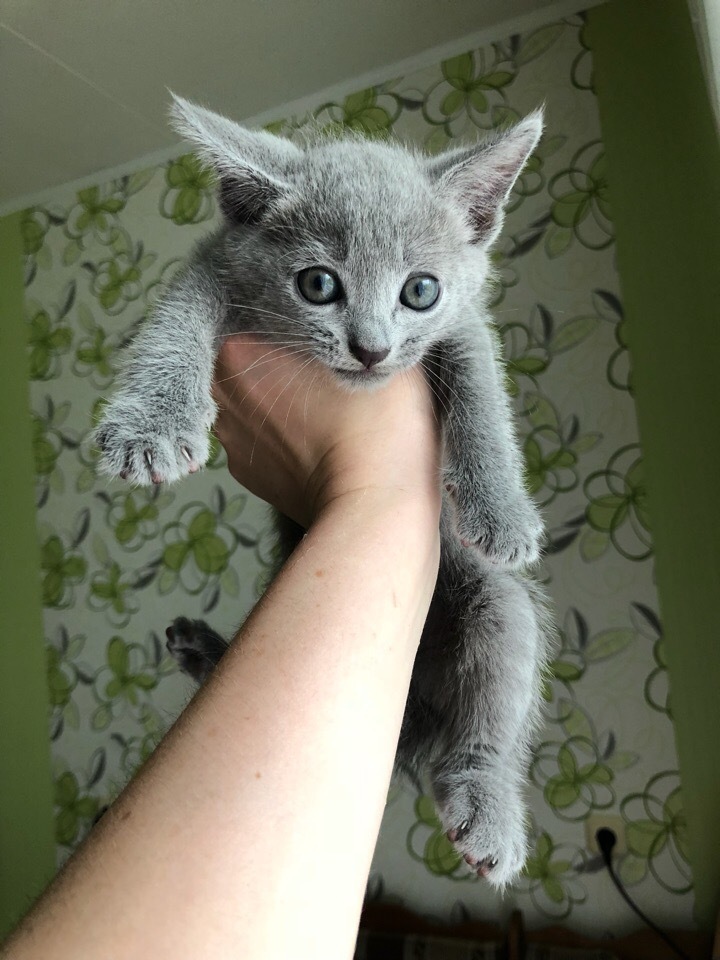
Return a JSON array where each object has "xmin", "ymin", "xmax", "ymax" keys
[
  {"xmin": 224, "ymin": 303, "xmax": 311, "ymax": 327},
  {"xmin": 302, "ymin": 369, "xmax": 322, "ymax": 457},
  {"xmin": 250, "ymin": 356, "xmax": 317, "ymax": 466},
  {"xmin": 422, "ymin": 354, "xmax": 467, "ymax": 423},
  {"xmin": 227, "ymin": 350, "xmax": 313, "ymax": 406},
  {"xmin": 215, "ymin": 343, "xmax": 312, "ymax": 381}
]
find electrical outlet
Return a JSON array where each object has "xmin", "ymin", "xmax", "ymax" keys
[{"xmin": 585, "ymin": 813, "xmax": 627, "ymax": 854}]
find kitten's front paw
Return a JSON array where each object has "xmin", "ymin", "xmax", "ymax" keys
[
  {"xmin": 448, "ymin": 486, "xmax": 543, "ymax": 569},
  {"xmin": 95, "ymin": 400, "xmax": 212, "ymax": 486},
  {"xmin": 436, "ymin": 775, "xmax": 529, "ymax": 889}
]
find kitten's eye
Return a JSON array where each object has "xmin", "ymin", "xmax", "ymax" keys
[
  {"xmin": 400, "ymin": 275, "xmax": 440, "ymax": 310},
  {"xmin": 297, "ymin": 267, "xmax": 342, "ymax": 305}
]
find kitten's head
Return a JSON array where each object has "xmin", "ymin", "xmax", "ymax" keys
[{"xmin": 170, "ymin": 94, "xmax": 542, "ymax": 387}]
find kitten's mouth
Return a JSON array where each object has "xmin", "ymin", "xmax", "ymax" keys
[{"xmin": 332, "ymin": 366, "xmax": 394, "ymax": 388}]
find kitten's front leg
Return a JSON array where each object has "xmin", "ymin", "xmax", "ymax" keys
[
  {"xmin": 95, "ymin": 250, "xmax": 224, "ymax": 486},
  {"xmin": 434, "ymin": 328, "xmax": 543, "ymax": 568}
]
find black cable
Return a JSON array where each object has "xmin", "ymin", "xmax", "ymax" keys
[{"xmin": 596, "ymin": 827, "xmax": 692, "ymax": 960}]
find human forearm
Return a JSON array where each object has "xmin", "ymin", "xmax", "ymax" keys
[
  {"xmin": 206, "ymin": 492, "xmax": 440, "ymax": 956},
  {"xmin": 6, "ymin": 492, "xmax": 439, "ymax": 960}
]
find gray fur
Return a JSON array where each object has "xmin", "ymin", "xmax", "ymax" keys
[{"xmin": 97, "ymin": 96, "xmax": 553, "ymax": 888}]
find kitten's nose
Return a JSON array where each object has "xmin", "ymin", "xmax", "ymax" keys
[{"xmin": 349, "ymin": 340, "xmax": 390, "ymax": 370}]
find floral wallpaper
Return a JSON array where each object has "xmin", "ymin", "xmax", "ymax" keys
[{"xmin": 20, "ymin": 12, "xmax": 693, "ymax": 935}]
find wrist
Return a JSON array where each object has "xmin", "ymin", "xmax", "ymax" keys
[
  {"xmin": 313, "ymin": 478, "xmax": 441, "ymax": 534},
  {"xmin": 306, "ymin": 446, "xmax": 442, "ymax": 533},
  {"xmin": 312, "ymin": 485, "xmax": 441, "ymax": 584}
]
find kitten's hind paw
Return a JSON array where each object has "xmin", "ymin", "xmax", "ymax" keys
[
  {"xmin": 166, "ymin": 616, "xmax": 229, "ymax": 684},
  {"xmin": 436, "ymin": 775, "xmax": 529, "ymax": 888},
  {"xmin": 447, "ymin": 832, "xmax": 499, "ymax": 879}
]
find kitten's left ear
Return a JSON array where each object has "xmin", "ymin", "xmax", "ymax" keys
[
  {"xmin": 427, "ymin": 109, "xmax": 543, "ymax": 245},
  {"xmin": 168, "ymin": 93, "xmax": 302, "ymax": 224}
]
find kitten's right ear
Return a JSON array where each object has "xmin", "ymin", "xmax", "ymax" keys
[{"xmin": 169, "ymin": 93, "xmax": 301, "ymax": 224}]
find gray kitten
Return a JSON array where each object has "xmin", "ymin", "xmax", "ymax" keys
[{"xmin": 95, "ymin": 96, "xmax": 553, "ymax": 887}]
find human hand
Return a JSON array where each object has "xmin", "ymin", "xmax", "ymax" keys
[{"xmin": 212, "ymin": 335, "xmax": 442, "ymax": 528}]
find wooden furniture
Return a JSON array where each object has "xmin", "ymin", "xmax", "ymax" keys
[{"xmin": 358, "ymin": 902, "xmax": 715, "ymax": 959}]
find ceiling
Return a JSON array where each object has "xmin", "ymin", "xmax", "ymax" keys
[{"xmin": 0, "ymin": 0, "xmax": 598, "ymax": 213}]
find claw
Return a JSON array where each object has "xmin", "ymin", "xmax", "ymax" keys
[
  {"xmin": 448, "ymin": 820, "xmax": 470, "ymax": 843},
  {"xmin": 181, "ymin": 445, "xmax": 200, "ymax": 474},
  {"xmin": 477, "ymin": 857, "xmax": 498, "ymax": 878},
  {"xmin": 144, "ymin": 449, "xmax": 153, "ymax": 469}
]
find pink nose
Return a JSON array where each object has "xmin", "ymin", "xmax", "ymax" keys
[{"xmin": 349, "ymin": 341, "xmax": 390, "ymax": 369}]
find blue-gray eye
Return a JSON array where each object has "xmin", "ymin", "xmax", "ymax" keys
[
  {"xmin": 400, "ymin": 275, "xmax": 440, "ymax": 310},
  {"xmin": 297, "ymin": 267, "xmax": 341, "ymax": 304}
]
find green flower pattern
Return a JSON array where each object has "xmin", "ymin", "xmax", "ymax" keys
[
  {"xmin": 154, "ymin": 491, "xmax": 260, "ymax": 611},
  {"xmin": 32, "ymin": 396, "xmax": 79, "ymax": 507},
  {"xmin": 161, "ymin": 154, "xmax": 216, "ymax": 225},
  {"xmin": 620, "ymin": 773, "xmax": 691, "ymax": 893},
  {"xmin": 22, "ymin": 15, "xmax": 692, "ymax": 927},
  {"xmin": 71, "ymin": 302, "xmax": 122, "ymax": 387},
  {"xmin": 545, "ymin": 141, "xmax": 613, "ymax": 257},
  {"xmin": 522, "ymin": 831, "xmax": 588, "ymax": 918},
  {"xmin": 435, "ymin": 52, "xmax": 515, "ymax": 124},
  {"xmin": 313, "ymin": 86, "xmax": 400, "ymax": 138},
  {"xmin": 40, "ymin": 530, "xmax": 88, "ymax": 609},
  {"xmin": 26, "ymin": 283, "xmax": 76, "ymax": 381},
  {"xmin": 54, "ymin": 750, "xmax": 106, "ymax": 849},
  {"xmin": 65, "ymin": 185, "xmax": 127, "ymax": 241},
  {"xmin": 98, "ymin": 488, "xmax": 174, "ymax": 552},
  {"xmin": 54, "ymin": 768, "xmax": 101, "ymax": 847},
  {"xmin": 536, "ymin": 738, "xmax": 616, "ymax": 820},
  {"xmin": 582, "ymin": 444, "xmax": 652, "ymax": 562},
  {"xmin": 84, "ymin": 239, "xmax": 156, "ymax": 315},
  {"xmin": 47, "ymin": 627, "xmax": 87, "ymax": 740}
]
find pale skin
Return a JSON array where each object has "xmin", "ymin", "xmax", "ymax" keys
[{"xmin": 4, "ymin": 336, "xmax": 442, "ymax": 960}]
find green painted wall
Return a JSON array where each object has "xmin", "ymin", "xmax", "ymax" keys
[
  {"xmin": 588, "ymin": 0, "xmax": 720, "ymax": 931},
  {"xmin": 0, "ymin": 214, "xmax": 56, "ymax": 939}
]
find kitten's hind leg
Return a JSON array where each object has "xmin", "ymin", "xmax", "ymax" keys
[
  {"xmin": 166, "ymin": 616, "xmax": 229, "ymax": 684},
  {"xmin": 422, "ymin": 561, "xmax": 552, "ymax": 888},
  {"xmin": 434, "ymin": 746, "xmax": 530, "ymax": 886}
]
